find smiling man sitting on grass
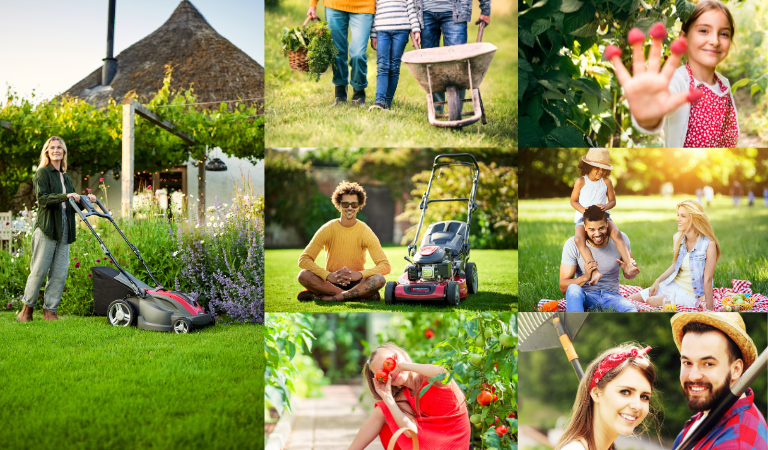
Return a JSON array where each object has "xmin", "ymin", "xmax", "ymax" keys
[{"xmin": 297, "ymin": 181, "xmax": 390, "ymax": 302}]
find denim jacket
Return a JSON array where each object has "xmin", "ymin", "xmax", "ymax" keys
[
  {"xmin": 660, "ymin": 234, "xmax": 711, "ymax": 298},
  {"xmin": 412, "ymin": 0, "xmax": 491, "ymax": 28}
]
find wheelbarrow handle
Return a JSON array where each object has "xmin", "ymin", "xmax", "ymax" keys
[{"xmin": 477, "ymin": 21, "xmax": 486, "ymax": 43}]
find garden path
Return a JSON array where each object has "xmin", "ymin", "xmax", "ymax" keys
[{"xmin": 286, "ymin": 384, "xmax": 384, "ymax": 450}]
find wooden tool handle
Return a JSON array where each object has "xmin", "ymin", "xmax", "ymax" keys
[
  {"xmin": 303, "ymin": 15, "xmax": 319, "ymax": 25},
  {"xmin": 476, "ymin": 21, "xmax": 486, "ymax": 42},
  {"xmin": 387, "ymin": 428, "xmax": 419, "ymax": 450}
]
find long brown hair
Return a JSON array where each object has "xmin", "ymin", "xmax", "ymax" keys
[
  {"xmin": 555, "ymin": 343, "xmax": 660, "ymax": 450},
  {"xmin": 673, "ymin": 199, "xmax": 721, "ymax": 264},
  {"xmin": 681, "ymin": 0, "xmax": 735, "ymax": 39},
  {"xmin": 38, "ymin": 136, "xmax": 69, "ymax": 172},
  {"xmin": 363, "ymin": 343, "xmax": 422, "ymax": 421}
]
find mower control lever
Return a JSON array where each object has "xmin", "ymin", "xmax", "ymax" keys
[{"xmin": 404, "ymin": 256, "xmax": 413, "ymax": 264}]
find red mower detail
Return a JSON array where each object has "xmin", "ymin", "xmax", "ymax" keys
[{"xmin": 419, "ymin": 246, "xmax": 440, "ymax": 256}]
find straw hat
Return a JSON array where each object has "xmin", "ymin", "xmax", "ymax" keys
[
  {"xmin": 671, "ymin": 313, "xmax": 757, "ymax": 370},
  {"xmin": 582, "ymin": 148, "xmax": 613, "ymax": 170}
]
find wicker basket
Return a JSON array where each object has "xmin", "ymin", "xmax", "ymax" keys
[
  {"xmin": 287, "ymin": 17, "xmax": 330, "ymax": 73},
  {"xmin": 387, "ymin": 428, "xmax": 419, "ymax": 450},
  {"xmin": 722, "ymin": 295, "xmax": 755, "ymax": 311}
]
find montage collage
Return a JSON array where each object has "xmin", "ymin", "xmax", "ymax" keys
[{"xmin": 0, "ymin": 0, "xmax": 766, "ymax": 449}]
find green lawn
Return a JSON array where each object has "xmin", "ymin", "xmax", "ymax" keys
[
  {"xmin": 265, "ymin": 0, "xmax": 517, "ymax": 147},
  {"xmin": 519, "ymin": 195, "xmax": 768, "ymax": 311},
  {"xmin": 0, "ymin": 313, "xmax": 262, "ymax": 450},
  {"xmin": 266, "ymin": 246, "xmax": 517, "ymax": 312}
]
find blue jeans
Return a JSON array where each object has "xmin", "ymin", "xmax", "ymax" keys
[
  {"xmin": 325, "ymin": 7, "xmax": 373, "ymax": 91},
  {"xmin": 421, "ymin": 11, "xmax": 468, "ymax": 113},
  {"xmin": 565, "ymin": 284, "xmax": 638, "ymax": 312},
  {"xmin": 375, "ymin": 30, "xmax": 410, "ymax": 107}
]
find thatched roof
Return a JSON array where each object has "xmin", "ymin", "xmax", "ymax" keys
[{"xmin": 64, "ymin": 0, "xmax": 263, "ymax": 110}]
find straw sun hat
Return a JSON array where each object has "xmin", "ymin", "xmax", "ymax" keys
[
  {"xmin": 671, "ymin": 313, "xmax": 758, "ymax": 370},
  {"xmin": 582, "ymin": 148, "xmax": 614, "ymax": 171}
]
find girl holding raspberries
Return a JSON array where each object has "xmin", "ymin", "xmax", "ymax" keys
[
  {"xmin": 604, "ymin": 0, "xmax": 738, "ymax": 148},
  {"xmin": 348, "ymin": 343, "xmax": 470, "ymax": 449}
]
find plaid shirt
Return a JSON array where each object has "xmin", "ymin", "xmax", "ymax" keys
[{"xmin": 673, "ymin": 388, "xmax": 768, "ymax": 450}]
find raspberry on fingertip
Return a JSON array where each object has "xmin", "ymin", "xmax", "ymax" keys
[
  {"xmin": 649, "ymin": 22, "xmax": 667, "ymax": 39},
  {"xmin": 604, "ymin": 45, "xmax": 622, "ymax": 60},
  {"xmin": 670, "ymin": 38, "xmax": 688, "ymax": 55},
  {"xmin": 627, "ymin": 28, "xmax": 645, "ymax": 45},
  {"xmin": 687, "ymin": 88, "xmax": 703, "ymax": 103}
]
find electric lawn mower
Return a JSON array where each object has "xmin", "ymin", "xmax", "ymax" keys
[
  {"xmin": 384, "ymin": 153, "xmax": 480, "ymax": 306},
  {"xmin": 70, "ymin": 197, "xmax": 213, "ymax": 333}
]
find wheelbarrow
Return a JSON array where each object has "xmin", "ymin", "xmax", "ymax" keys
[{"xmin": 402, "ymin": 22, "xmax": 497, "ymax": 128}]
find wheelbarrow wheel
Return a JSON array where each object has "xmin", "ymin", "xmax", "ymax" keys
[{"xmin": 446, "ymin": 86, "xmax": 462, "ymax": 122}]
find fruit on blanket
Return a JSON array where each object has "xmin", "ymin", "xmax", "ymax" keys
[
  {"xmin": 376, "ymin": 370, "xmax": 389, "ymax": 383},
  {"xmin": 383, "ymin": 358, "xmax": 397, "ymax": 372},
  {"xmin": 477, "ymin": 390, "xmax": 493, "ymax": 405},
  {"xmin": 470, "ymin": 354, "xmax": 483, "ymax": 366},
  {"xmin": 425, "ymin": 329, "xmax": 434, "ymax": 339},
  {"xmin": 495, "ymin": 425, "xmax": 508, "ymax": 437},
  {"xmin": 663, "ymin": 304, "xmax": 677, "ymax": 312},
  {"xmin": 500, "ymin": 334, "xmax": 514, "ymax": 348},
  {"xmin": 484, "ymin": 329, "xmax": 494, "ymax": 339},
  {"xmin": 540, "ymin": 300, "xmax": 559, "ymax": 312},
  {"xmin": 470, "ymin": 414, "xmax": 482, "ymax": 424}
]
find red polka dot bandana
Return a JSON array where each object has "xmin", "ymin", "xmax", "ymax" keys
[
  {"xmin": 589, "ymin": 346, "xmax": 652, "ymax": 391},
  {"xmin": 683, "ymin": 62, "xmax": 738, "ymax": 148}
]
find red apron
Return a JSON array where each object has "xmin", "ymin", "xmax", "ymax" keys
[{"xmin": 683, "ymin": 62, "xmax": 738, "ymax": 148}]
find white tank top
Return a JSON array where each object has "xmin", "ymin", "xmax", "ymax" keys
[{"xmin": 574, "ymin": 175, "xmax": 608, "ymax": 222}]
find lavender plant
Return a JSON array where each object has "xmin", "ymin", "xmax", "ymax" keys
[{"xmin": 174, "ymin": 176, "xmax": 264, "ymax": 324}]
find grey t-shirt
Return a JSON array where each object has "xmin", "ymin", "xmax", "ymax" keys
[
  {"xmin": 424, "ymin": 0, "xmax": 453, "ymax": 13},
  {"xmin": 561, "ymin": 232, "xmax": 631, "ymax": 293}
]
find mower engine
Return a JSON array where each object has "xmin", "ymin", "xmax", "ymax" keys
[{"xmin": 408, "ymin": 246, "xmax": 453, "ymax": 281}]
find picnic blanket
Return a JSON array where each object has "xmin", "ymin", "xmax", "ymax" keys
[{"xmin": 537, "ymin": 280, "xmax": 768, "ymax": 312}]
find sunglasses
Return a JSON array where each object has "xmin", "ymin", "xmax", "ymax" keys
[{"xmin": 341, "ymin": 202, "xmax": 359, "ymax": 209}]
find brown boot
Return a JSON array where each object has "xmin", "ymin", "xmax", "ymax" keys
[
  {"xmin": 43, "ymin": 310, "xmax": 60, "ymax": 321},
  {"xmin": 16, "ymin": 304, "xmax": 33, "ymax": 322}
]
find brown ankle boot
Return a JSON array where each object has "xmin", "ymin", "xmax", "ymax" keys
[
  {"xmin": 43, "ymin": 310, "xmax": 60, "ymax": 321},
  {"xmin": 16, "ymin": 305, "xmax": 34, "ymax": 322}
]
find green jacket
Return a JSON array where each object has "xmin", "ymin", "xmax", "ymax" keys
[{"xmin": 34, "ymin": 164, "xmax": 77, "ymax": 244}]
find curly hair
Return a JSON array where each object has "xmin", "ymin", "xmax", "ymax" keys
[
  {"xmin": 578, "ymin": 160, "xmax": 612, "ymax": 178},
  {"xmin": 331, "ymin": 181, "xmax": 367, "ymax": 211},
  {"xmin": 582, "ymin": 205, "xmax": 607, "ymax": 224}
]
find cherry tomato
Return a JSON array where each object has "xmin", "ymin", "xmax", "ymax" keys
[
  {"xmin": 376, "ymin": 370, "xmax": 389, "ymax": 383},
  {"xmin": 493, "ymin": 415, "xmax": 500, "ymax": 425},
  {"xmin": 508, "ymin": 412, "xmax": 516, "ymax": 419},
  {"xmin": 495, "ymin": 425, "xmax": 508, "ymax": 437},
  {"xmin": 476, "ymin": 390, "xmax": 493, "ymax": 405},
  {"xmin": 492, "ymin": 395, "xmax": 498, "ymax": 402},
  {"xmin": 425, "ymin": 329, "xmax": 434, "ymax": 339},
  {"xmin": 383, "ymin": 358, "xmax": 397, "ymax": 372},
  {"xmin": 482, "ymin": 383, "xmax": 496, "ymax": 393}
]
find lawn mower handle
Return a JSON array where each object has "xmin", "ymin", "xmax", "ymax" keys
[{"xmin": 433, "ymin": 153, "xmax": 479, "ymax": 171}]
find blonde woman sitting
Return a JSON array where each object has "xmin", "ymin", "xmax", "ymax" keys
[{"xmin": 628, "ymin": 199, "xmax": 720, "ymax": 310}]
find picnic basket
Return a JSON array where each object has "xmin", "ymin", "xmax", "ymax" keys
[{"xmin": 387, "ymin": 428, "xmax": 419, "ymax": 450}]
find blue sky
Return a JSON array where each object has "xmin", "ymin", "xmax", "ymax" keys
[{"xmin": 0, "ymin": 0, "xmax": 264, "ymax": 101}]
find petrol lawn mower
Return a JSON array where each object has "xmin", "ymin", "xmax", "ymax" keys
[
  {"xmin": 70, "ymin": 197, "xmax": 213, "ymax": 333},
  {"xmin": 384, "ymin": 153, "xmax": 480, "ymax": 306}
]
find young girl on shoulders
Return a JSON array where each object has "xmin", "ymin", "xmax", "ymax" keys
[
  {"xmin": 605, "ymin": 0, "xmax": 738, "ymax": 148},
  {"xmin": 570, "ymin": 148, "xmax": 636, "ymax": 285}
]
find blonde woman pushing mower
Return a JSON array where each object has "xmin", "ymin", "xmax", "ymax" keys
[
  {"xmin": 16, "ymin": 136, "xmax": 97, "ymax": 322},
  {"xmin": 348, "ymin": 343, "xmax": 470, "ymax": 450}
]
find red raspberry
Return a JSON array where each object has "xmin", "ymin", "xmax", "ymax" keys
[
  {"xmin": 604, "ymin": 45, "xmax": 622, "ymax": 60},
  {"xmin": 687, "ymin": 88, "xmax": 703, "ymax": 103},
  {"xmin": 627, "ymin": 28, "xmax": 645, "ymax": 45},
  {"xmin": 649, "ymin": 22, "xmax": 667, "ymax": 39},
  {"xmin": 670, "ymin": 38, "xmax": 688, "ymax": 55}
]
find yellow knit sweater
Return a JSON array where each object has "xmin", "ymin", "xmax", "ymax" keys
[
  {"xmin": 299, "ymin": 219, "xmax": 391, "ymax": 281},
  {"xmin": 309, "ymin": 0, "xmax": 376, "ymax": 15}
]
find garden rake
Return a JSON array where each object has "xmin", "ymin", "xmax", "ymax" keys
[{"xmin": 518, "ymin": 312, "xmax": 589, "ymax": 380}]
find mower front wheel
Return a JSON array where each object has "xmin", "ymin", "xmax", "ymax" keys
[
  {"xmin": 466, "ymin": 262, "xmax": 479, "ymax": 294},
  {"xmin": 384, "ymin": 281, "xmax": 397, "ymax": 305},
  {"xmin": 173, "ymin": 317, "xmax": 192, "ymax": 334},
  {"xmin": 107, "ymin": 299, "xmax": 136, "ymax": 327},
  {"xmin": 446, "ymin": 281, "xmax": 460, "ymax": 306}
]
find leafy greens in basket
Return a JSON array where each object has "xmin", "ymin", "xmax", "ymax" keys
[{"xmin": 281, "ymin": 21, "xmax": 338, "ymax": 82}]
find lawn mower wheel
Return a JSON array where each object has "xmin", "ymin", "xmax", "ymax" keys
[
  {"xmin": 465, "ymin": 262, "xmax": 478, "ymax": 294},
  {"xmin": 384, "ymin": 281, "xmax": 397, "ymax": 305},
  {"xmin": 446, "ymin": 281, "xmax": 460, "ymax": 306},
  {"xmin": 173, "ymin": 317, "xmax": 192, "ymax": 334},
  {"xmin": 108, "ymin": 299, "xmax": 136, "ymax": 327}
]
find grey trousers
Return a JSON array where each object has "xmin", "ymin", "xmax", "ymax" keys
[{"xmin": 22, "ymin": 214, "xmax": 70, "ymax": 312}]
